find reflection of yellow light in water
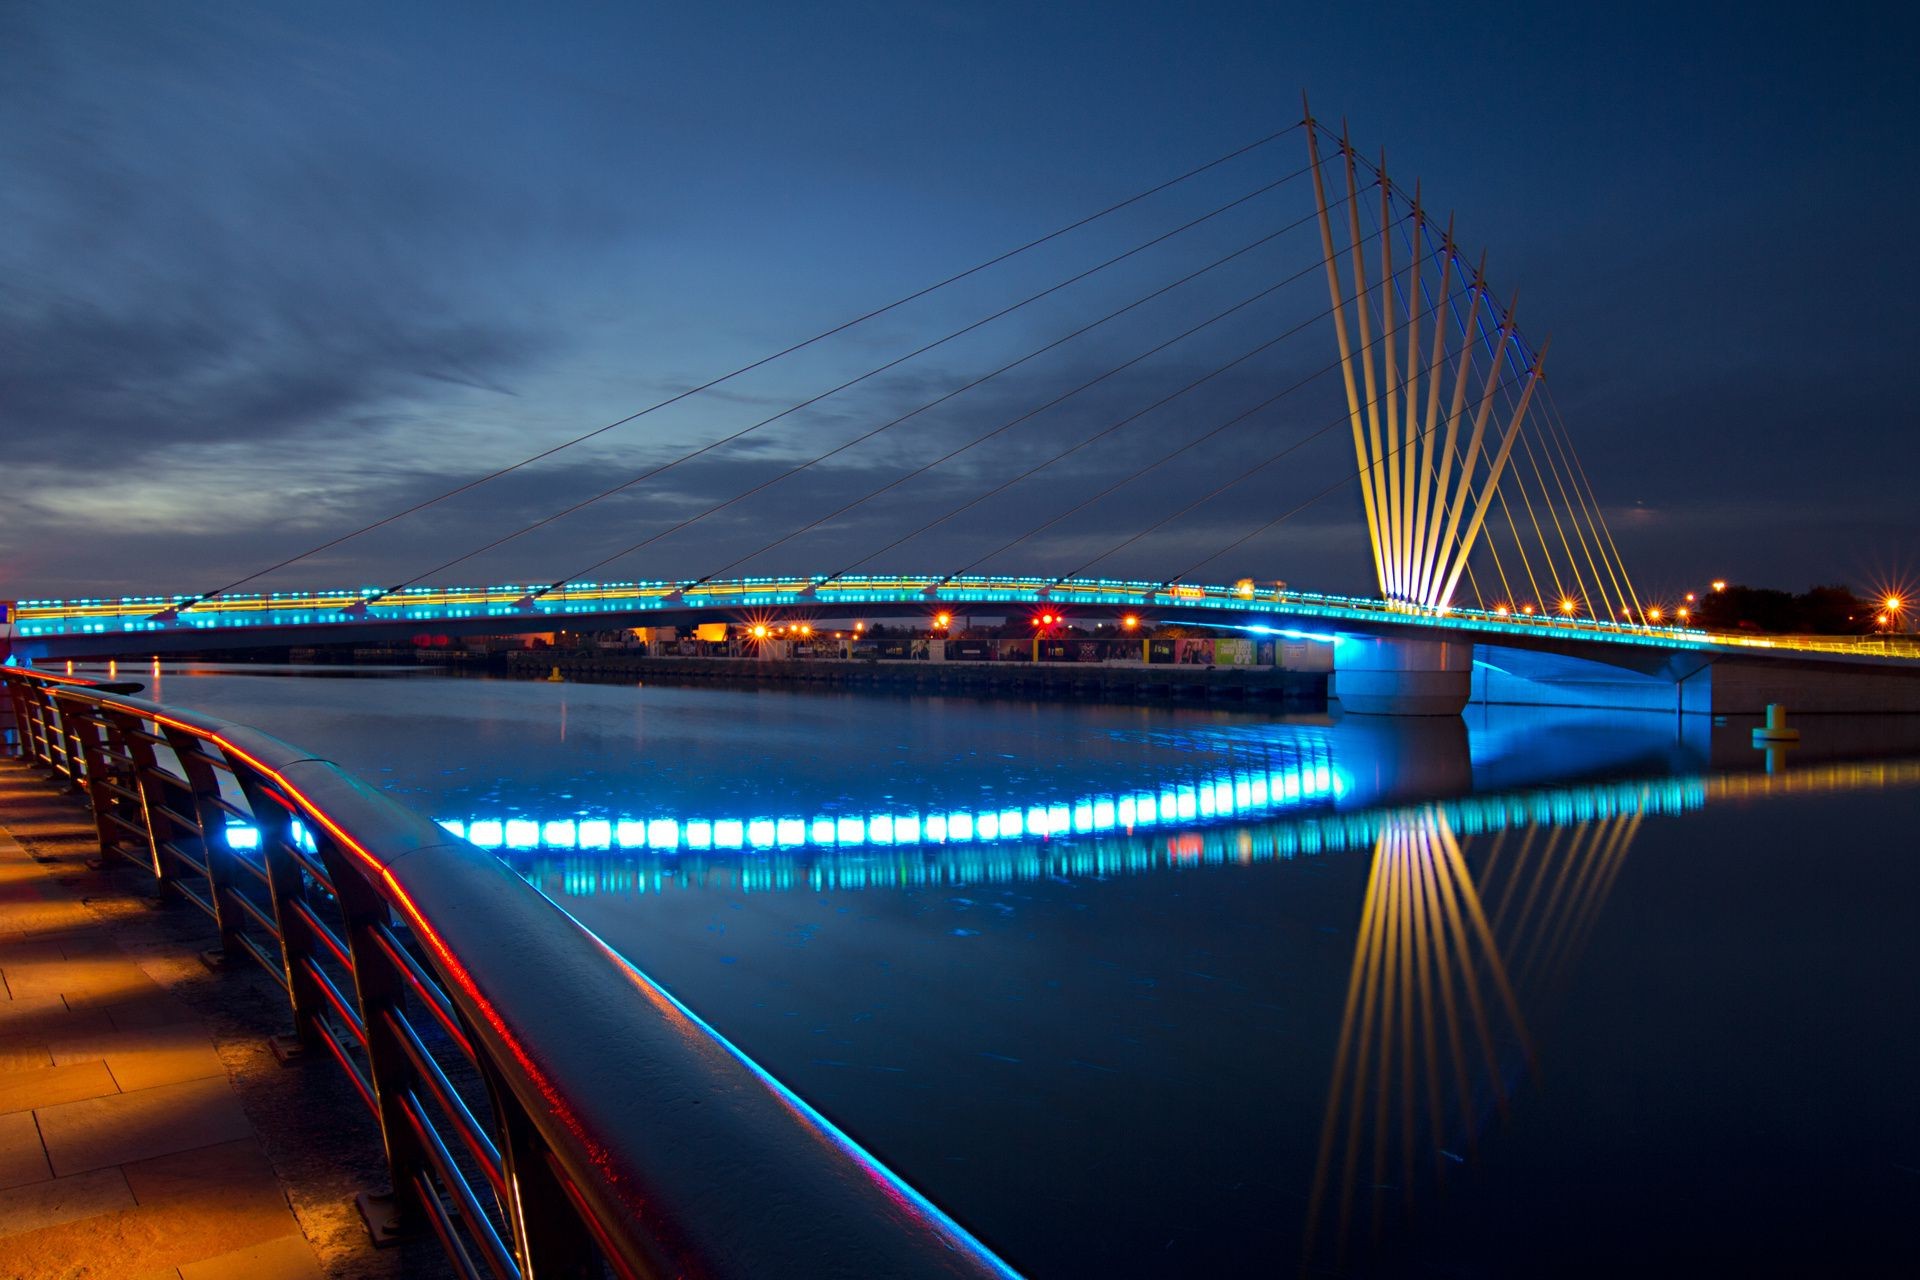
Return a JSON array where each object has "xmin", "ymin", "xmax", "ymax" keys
[{"xmin": 1303, "ymin": 808, "xmax": 1654, "ymax": 1273}]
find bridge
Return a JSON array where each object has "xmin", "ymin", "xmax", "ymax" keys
[{"xmin": 8, "ymin": 109, "xmax": 1918, "ymax": 718}]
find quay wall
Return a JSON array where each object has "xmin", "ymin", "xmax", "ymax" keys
[{"xmin": 508, "ymin": 651, "xmax": 1330, "ymax": 705}]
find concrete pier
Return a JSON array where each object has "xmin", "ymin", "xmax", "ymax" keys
[{"xmin": 1331, "ymin": 635, "xmax": 1475, "ymax": 716}]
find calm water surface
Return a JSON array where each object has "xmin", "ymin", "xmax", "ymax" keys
[{"xmin": 132, "ymin": 664, "xmax": 1920, "ymax": 1277}]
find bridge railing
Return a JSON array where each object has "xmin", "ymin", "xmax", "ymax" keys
[{"xmin": 0, "ymin": 668, "xmax": 1017, "ymax": 1280}]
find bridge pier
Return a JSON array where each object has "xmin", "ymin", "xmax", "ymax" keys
[{"xmin": 1331, "ymin": 634, "xmax": 1474, "ymax": 716}]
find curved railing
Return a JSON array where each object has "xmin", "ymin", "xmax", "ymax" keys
[{"xmin": 0, "ymin": 668, "xmax": 1019, "ymax": 1280}]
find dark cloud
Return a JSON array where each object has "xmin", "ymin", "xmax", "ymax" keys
[{"xmin": 2, "ymin": 1, "xmax": 1915, "ymax": 605}]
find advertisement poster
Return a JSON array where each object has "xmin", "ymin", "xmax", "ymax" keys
[{"xmin": 1176, "ymin": 638, "xmax": 1214, "ymax": 665}]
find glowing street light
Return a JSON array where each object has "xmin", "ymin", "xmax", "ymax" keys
[
  {"xmin": 1647, "ymin": 606, "xmax": 1663, "ymax": 623},
  {"xmin": 1122, "ymin": 614, "xmax": 1140, "ymax": 630},
  {"xmin": 933, "ymin": 612, "xmax": 952, "ymax": 630},
  {"xmin": 1711, "ymin": 580, "xmax": 1727, "ymax": 593},
  {"xmin": 1559, "ymin": 597, "xmax": 1579, "ymax": 617}
]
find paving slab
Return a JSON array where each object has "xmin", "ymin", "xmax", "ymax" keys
[
  {"xmin": 0, "ymin": 1058, "xmax": 118, "ymax": 1116},
  {"xmin": 0, "ymin": 1110, "xmax": 50, "ymax": 1189},
  {"xmin": 51, "ymin": 1022, "xmax": 226, "ymax": 1092},
  {"xmin": 178, "ymin": 1231, "xmax": 328, "ymax": 1280},
  {"xmin": 38, "ymin": 1075, "xmax": 255, "ymax": 1177},
  {"xmin": 0, "ymin": 1165, "xmax": 135, "ymax": 1235}
]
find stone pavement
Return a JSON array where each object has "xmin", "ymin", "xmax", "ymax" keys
[{"xmin": 0, "ymin": 760, "xmax": 451, "ymax": 1280}]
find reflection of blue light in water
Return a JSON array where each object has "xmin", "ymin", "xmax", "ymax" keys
[
  {"xmin": 523, "ymin": 776, "xmax": 1711, "ymax": 899},
  {"xmin": 216, "ymin": 735, "xmax": 1378, "ymax": 860}
]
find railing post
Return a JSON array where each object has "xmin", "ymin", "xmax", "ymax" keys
[
  {"xmin": 483, "ymin": 1059, "xmax": 599, "ymax": 1279},
  {"xmin": 16, "ymin": 684, "xmax": 52, "ymax": 765},
  {"xmin": 0, "ymin": 680, "xmax": 21, "ymax": 757},
  {"xmin": 323, "ymin": 840, "xmax": 432, "ymax": 1240},
  {"xmin": 56, "ymin": 695, "xmax": 137, "ymax": 860},
  {"xmin": 227, "ymin": 773, "xmax": 327, "ymax": 1049},
  {"xmin": 132, "ymin": 717, "xmax": 239, "ymax": 935}
]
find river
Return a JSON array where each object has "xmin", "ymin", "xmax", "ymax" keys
[{"xmin": 124, "ymin": 662, "xmax": 1920, "ymax": 1277}]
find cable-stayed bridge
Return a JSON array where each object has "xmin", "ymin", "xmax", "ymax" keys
[{"xmin": 7, "ymin": 110, "xmax": 1917, "ymax": 712}]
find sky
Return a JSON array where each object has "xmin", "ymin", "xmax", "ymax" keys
[{"xmin": 3, "ymin": 0, "xmax": 1916, "ymax": 607}]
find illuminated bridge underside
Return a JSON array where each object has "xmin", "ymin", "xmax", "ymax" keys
[{"xmin": 9, "ymin": 575, "xmax": 1920, "ymax": 713}]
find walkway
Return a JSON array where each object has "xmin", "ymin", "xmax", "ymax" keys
[{"xmin": 0, "ymin": 760, "xmax": 448, "ymax": 1279}]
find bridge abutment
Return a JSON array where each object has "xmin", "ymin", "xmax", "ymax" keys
[{"xmin": 1331, "ymin": 634, "xmax": 1474, "ymax": 716}]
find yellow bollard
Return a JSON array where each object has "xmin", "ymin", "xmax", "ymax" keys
[
  {"xmin": 546, "ymin": 666, "xmax": 565, "ymax": 683},
  {"xmin": 1752, "ymin": 703, "xmax": 1799, "ymax": 742}
]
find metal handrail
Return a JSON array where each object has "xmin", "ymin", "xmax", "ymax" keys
[{"xmin": 0, "ymin": 667, "xmax": 1020, "ymax": 1280}]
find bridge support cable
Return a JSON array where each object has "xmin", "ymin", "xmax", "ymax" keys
[
  {"xmin": 346, "ymin": 168, "xmax": 1330, "ymax": 605},
  {"xmin": 1027, "ymin": 335, "xmax": 1501, "ymax": 589},
  {"xmin": 1147, "ymin": 368, "xmax": 1533, "ymax": 591},
  {"xmin": 1458, "ymin": 287, "xmax": 1612, "ymax": 618},
  {"xmin": 1382, "ymin": 189, "xmax": 1559, "ymax": 614},
  {"xmin": 1384, "ymin": 202, "xmax": 1546, "ymax": 613},
  {"xmin": 1351, "ymin": 136, "xmax": 1644, "ymax": 623},
  {"xmin": 350, "ymin": 165, "xmax": 1330, "ymax": 605},
  {"xmin": 159, "ymin": 124, "xmax": 1302, "ymax": 617},
  {"xmin": 818, "ymin": 231, "xmax": 1442, "ymax": 587},
  {"xmin": 1309, "ymin": 121, "xmax": 1645, "ymax": 618},
  {"xmin": 1538, "ymin": 383, "xmax": 1645, "ymax": 622},
  {"xmin": 917, "ymin": 293, "xmax": 1474, "ymax": 591},
  {"xmin": 534, "ymin": 210, "xmax": 1368, "ymax": 596}
]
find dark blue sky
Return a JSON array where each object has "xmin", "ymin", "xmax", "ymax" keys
[{"xmin": 4, "ymin": 0, "xmax": 1915, "ymax": 606}]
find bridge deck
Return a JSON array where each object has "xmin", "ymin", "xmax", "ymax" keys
[
  {"xmin": 9, "ymin": 574, "xmax": 1918, "ymax": 666},
  {"xmin": 0, "ymin": 762, "xmax": 446, "ymax": 1280}
]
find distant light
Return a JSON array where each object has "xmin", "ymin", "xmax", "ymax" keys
[
  {"xmin": 854, "ymin": 621, "xmax": 864, "ymax": 632},
  {"xmin": 1647, "ymin": 607, "xmax": 1662, "ymax": 622},
  {"xmin": 1122, "ymin": 614, "xmax": 1139, "ymax": 629},
  {"xmin": 1886, "ymin": 596, "xmax": 1903, "ymax": 612},
  {"xmin": 1559, "ymin": 597, "xmax": 1578, "ymax": 616},
  {"xmin": 1520, "ymin": 604, "xmax": 1536, "ymax": 616},
  {"xmin": 799, "ymin": 623, "xmax": 813, "ymax": 637},
  {"xmin": 1493, "ymin": 604, "xmax": 1510, "ymax": 617},
  {"xmin": 1677, "ymin": 607, "xmax": 1690, "ymax": 621},
  {"xmin": 1685, "ymin": 592, "xmax": 1696, "ymax": 602},
  {"xmin": 934, "ymin": 612, "xmax": 951, "ymax": 629},
  {"xmin": 751, "ymin": 623, "xmax": 768, "ymax": 639},
  {"xmin": 1712, "ymin": 580, "xmax": 1727, "ymax": 592}
]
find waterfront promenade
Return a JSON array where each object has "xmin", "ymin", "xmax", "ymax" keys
[{"xmin": 0, "ymin": 762, "xmax": 444, "ymax": 1280}]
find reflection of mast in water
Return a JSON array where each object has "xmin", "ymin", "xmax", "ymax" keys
[{"xmin": 1301, "ymin": 806, "xmax": 1642, "ymax": 1275}]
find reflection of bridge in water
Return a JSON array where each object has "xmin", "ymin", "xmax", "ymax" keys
[
  {"xmin": 1296, "ymin": 756, "xmax": 1920, "ymax": 1273},
  {"xmin": 493, "ymin": 749, "xmax": 1920, "ymax": 1274}
]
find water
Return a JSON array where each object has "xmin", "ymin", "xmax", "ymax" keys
[{"xmin": 131, "ymin": 663, "xmax": 1920, "ymax": 1276}]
